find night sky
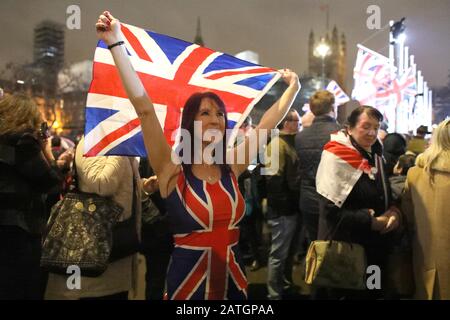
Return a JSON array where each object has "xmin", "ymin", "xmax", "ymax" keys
[{"xmin": 1, "ymin": 0, "xmax": 449, "ymax": 89}]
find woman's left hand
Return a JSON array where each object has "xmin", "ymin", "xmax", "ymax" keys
[{"xmin": 143, "ymin": 175, "xmax": 159, "ymax": 194}]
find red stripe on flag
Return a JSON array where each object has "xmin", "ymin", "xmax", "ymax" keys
[
  {"xmin": 85, "ymin": 118, "xmax": 141, "ymax": 156},
  {"xmin": 205, "ymin": 67, "xmax": 274, "ymax": 80},
  {"xmin": 324, "ymin": 141, "xmax": 367, "ymax": 170},
  {"xmin": 173, "ymin": 46, "xmax": 215, "ymax": 84},
  {"xmin": 121, "ymin": 25, "xmax": 153, "ymax": 62}
]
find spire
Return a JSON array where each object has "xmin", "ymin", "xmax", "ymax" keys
[
  {"xmin": 194, "ymin": 17, "xmax": 204, "ymax": 46},
  {"xmin": 332, "ymin": 26, "xmax": 338, "ymax": 45},
  {"xmin": 340, "ymin": 33, "xmax": 346, "ymax": 54},
  {"xmin": 309, "ymin": 30, "xmax": 315, "ymax": 42},
  {"xmin": 308, "ymin": 30, "xmax": 315, "ymax": 74},
  {"xmin": 332, "ymin": 25, "xmax": 339, "ymax": 55}
]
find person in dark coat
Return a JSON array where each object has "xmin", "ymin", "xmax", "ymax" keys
[
  {"xmin": 0, "ymin": 94, "xmax": 62, "ymax": 299},
  {"xmin": 316, "ymin": 106, "xmax": 401, "ymax": 299},
  {"xmin": 295, "ymin": 90, "xmax": 340, "ymax": 244},
  {"xmin": 383, "ymin": 133, "xmax": 407, "ymax": 177}
]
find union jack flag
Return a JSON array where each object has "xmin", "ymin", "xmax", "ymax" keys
[
  {"xmin": 352, "ymin": 45, "xmax": 395, "ymax": 106},
  {"xmin": 326, "ymin": 80, "xmax": 350, "ymax": 106},
  {"xmin": 84, "ymin": 23, "xmax": 280, "ymax": 157},
  {"xmin": 376, "ymin": 67, "xmax": 417, "ymax": 105}
]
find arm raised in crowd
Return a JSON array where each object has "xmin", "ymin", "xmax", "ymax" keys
[
  {"xmin": 230, "ymin": 70, "xmax": 300, "ymax": 177},
  {"xmin": 95, "ymin": 11, "xmax": 175, "ymax": 179}
]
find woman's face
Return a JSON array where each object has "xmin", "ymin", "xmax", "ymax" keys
[
  {"xmin": 194, "ymin": 98, "xmax": 226, "ymax": 145},
  {"xmin": 348, "ymin": 111, "xmax": 380, "ymax": 151}
]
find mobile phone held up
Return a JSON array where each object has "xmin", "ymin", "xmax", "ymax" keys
[{"xmin": 39, "ymin": 122, "xmax": 50, "ymax": 140}]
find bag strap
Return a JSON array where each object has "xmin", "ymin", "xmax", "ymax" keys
[
  {"xmin": 127, "ymin": 158, "xmax": 138, "ymax": 222},
  {"xmin": 70, "ymin": 144, "xmax": 80, "ymax": 192},
  {"xmin": 324, "ymin": 212, "xmax": 346, "ymax": 242}
]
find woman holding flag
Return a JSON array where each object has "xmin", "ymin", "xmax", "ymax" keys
[{"xmin": 95, "ymin": 11, "xmax": 300, "ymax": 300}]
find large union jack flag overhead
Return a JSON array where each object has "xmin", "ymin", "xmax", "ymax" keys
[{"xmin": 84, "ymin": 23, "xmax": 280, "ymax": 157}]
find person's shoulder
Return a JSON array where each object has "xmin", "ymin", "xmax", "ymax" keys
[
  {"xmin": 13, "ymin": 131, "xmax": 41, "ymax": 153},
  {"xmin": 406, "ymin": 165, "xmax": 423, "ymax": 183}
]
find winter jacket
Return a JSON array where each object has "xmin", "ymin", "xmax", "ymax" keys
[
  {"xmin": 0, "ymin": 131, "xmax": 62, "ymax": 234},
  {"xmin": 265, "ymin": 132, "xmax": 300, "ymax": 219},
  {"xmin": 401, "ymin": 151, "xmax": 450, "ymax": 299}
]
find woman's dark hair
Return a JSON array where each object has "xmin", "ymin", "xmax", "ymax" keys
[
  {"xmin": 171, "ymin": 92, "xmax": 231, "ymax": 198},
  {"xmin": 180, "ymin": 91, "xmax": 229, "ymax": 166},
  {"xmin": 346, "ymin": 105, "xmax": 383, "ymax": 129},
  {"xmin": 397, "ymin": 153, "xmax": 417, "ymax": 175}
]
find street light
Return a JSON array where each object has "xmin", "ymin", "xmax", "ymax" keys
[{"xmin": 314, "ymin": 38, "xmax": 331, "ymax": 87}]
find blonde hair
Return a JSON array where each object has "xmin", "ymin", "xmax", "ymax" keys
[
  {"xmin": 419, "ymin": 119, "xmax": 450, "ymax": 183},
  {"xmin": 0, "ymin": 94, "xmax": 42, "ymax": 136}
]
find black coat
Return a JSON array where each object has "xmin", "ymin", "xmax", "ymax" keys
[
  {"xmin": 295, "ymin": 115, "xmax": 341, "ymax": 217},
  {"xmin": 0, "ymin": 131, "xmax": 62, "ymax": 234},
  {"xmin": 382, "ymin": 133, "xmax": 407, "ymax": 176},
  {"xmin": 317, "ymin": 137, "xmax": 394, "ymax": 268}
]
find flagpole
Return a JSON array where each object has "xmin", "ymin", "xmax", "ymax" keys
[
  {"xmin": 388, "ymin": 22, "xmax": 397, "ymax": 132},
  {"xmin": 416, "ymin": 70, "xmax": 424, "ymax": 134},
  {"xmin": 424, "ymin": 81, "xmax": 429, "ymax": 128},
  {"xmin": 429, "ymin": 90, "xmax": 433, "ymax": 126},
  {"xmin": 404, "ymin": 46, "xmax": 409, "ymax": 71},
  {"xmin": 407, "ymin": 55, "xmax": 415, "ymax": 132},
  {"xmin": 389, "ymin": 21, "xmax": 395, "ymax": 66}
]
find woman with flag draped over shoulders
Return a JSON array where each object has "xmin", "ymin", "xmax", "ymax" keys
[
  {"xmin": 315, "ymin": 106, "xmax": 402, "ymax": 299},
  {"xmin": 95, "ymin": 11, "xmax": 300, "ymax": 300}
]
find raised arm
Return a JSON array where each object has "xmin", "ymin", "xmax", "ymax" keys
[
  {"xmin": 96, "ymin": 11, "xmax": 174, "ymax": 178},
  {"xmin": 229, "ymin": 69, "xmax": 300, "ymax": 177}
]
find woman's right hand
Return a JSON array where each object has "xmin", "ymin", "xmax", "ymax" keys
[
  {"xmin": 370, "ymin": 208, "xmax": 399, "ymax": 233},
  {"xmin": 95, "ymin": 11, "xmax": 122, "ymax": 46}
]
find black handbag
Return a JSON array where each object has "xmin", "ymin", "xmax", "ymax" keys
[
  {"xmin": 109, "ymin": 175, "xmax": 140, "ymax": 262},
  {"xmin": 41, "ymin": 149, "xmax": 126, "ymax": 277},
  {"xmin": 40, "ymin": 191, "xmax": 123, "ymax": 277}
]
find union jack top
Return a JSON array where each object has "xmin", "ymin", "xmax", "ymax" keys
[{"xmin": 165, "ymin": 166, "xmax": 247, "ymax": 300}]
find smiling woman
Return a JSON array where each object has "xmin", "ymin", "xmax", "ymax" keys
[{"xmin": 95, "ymin": 10, "xmax": 300, "ymax": 300}]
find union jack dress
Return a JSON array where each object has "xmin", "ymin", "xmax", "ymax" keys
[{"xmin": 165, "ymin": 166, "xmax": 248, "ymax": 300}]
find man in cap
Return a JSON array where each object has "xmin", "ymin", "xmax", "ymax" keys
[{"xmin": 407, "ymin": 125, "xmax": 431, "ymax": 155}]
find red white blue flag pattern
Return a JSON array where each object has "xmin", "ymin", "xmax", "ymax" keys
[
  {"xmin": 84, "ymin": 23, "xmax": 280, "ymax": 157},
  {"xmin": 326, "ymin": 80, "xmax": 350, "ymax": 107},
  {"xmin": 165, "ymin": 169, "xmax": 247, "ymax": 300}
]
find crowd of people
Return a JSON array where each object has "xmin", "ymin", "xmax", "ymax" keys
[{"xmin": 0, "ymin": 11, "xmax": 448, "ymax": 300}]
